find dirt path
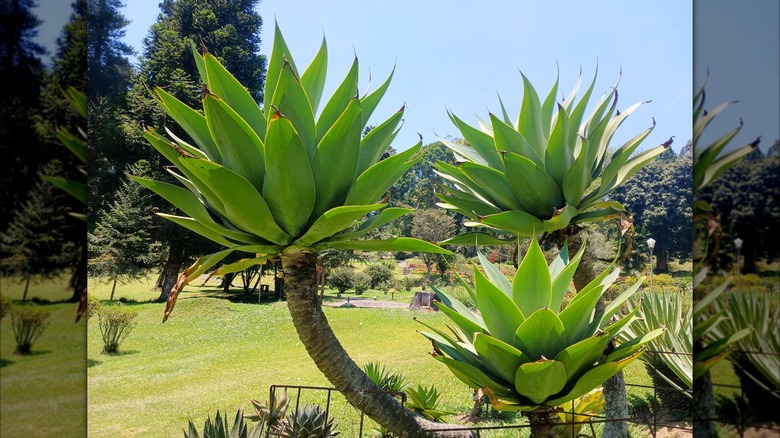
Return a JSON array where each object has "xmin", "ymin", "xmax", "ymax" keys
[{"xmin": 324, "ymin": 297, "xmax": 410, "ymax": 309}]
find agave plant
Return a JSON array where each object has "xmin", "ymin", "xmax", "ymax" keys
[
  {"xmin": 245, "ymin": 388, "xmax": 290, "ymax": 430},
  {"xmin": 135, "ymin": 24, "xmax": 452, "ymax": 435},
  {"xmin": 281, "ymin": 404, "xmax": 339, "ymax": 438},
  {"xmin": 184, "ymin": 409, "xmax": 265, "ymax": 438},
  {"xmin": 435, "ymin": 70, "xmax": 671, "ymax": 242},
  {"xmin": 404, "ymin": 385, "xmax": 453, "ymax": 422},
  {"xmin": 363, "ymin": 361, "xmax": 408, "ymax": 393},
  {"xmin": 419, "ymin": 237, "xmax": 663, "ymax": 436},
  {"xmin": 552, "ymin": 387, "xmax": 604, "ymax": 438}
]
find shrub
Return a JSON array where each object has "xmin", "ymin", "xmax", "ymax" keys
[
  {"xmin": 0, "ymin": 294, "xmax": 10, "ymax": 320},
  {"xmin": 184, "ymin": 409, "xmax": 265, "ymax": 438},
  {"xmin": 87, "ymin": 295, "xmax": 100, "ymax": 320},
  {"xmin": 327, "ymin": 267, "xmax": 354, "ymax": 295},
  {"xmin": 364, "ymin": 263, "xmax": 394, "ymax": 289},
  {"xmin": 281, "ymin": 404, "xmax": 339, "ymax": 437},
  {"xmin": 363, "ymin": 361, "xmax": 407, "ymax": 393},
  {"xmin": 352, "ymin": 272, "xmax": 371, "ymax": 295},
  {"xmin": 404, "ymin": 385, "xmax": 452, "ymax": 422},
  {"xmin": 11, "ymin": 305, "xmax": 50, "ymax": 354},
  {"xmin": 98, "ymin": 306, "xmax": 137, "ymax": 354}
]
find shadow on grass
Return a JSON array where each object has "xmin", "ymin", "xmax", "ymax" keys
[
  {"xmin": 0, "ymin": 358, "xmax": 15, "ymax": 367},
  {"xmin": 13, "ymin": 350, "xmax": 53, "ymax": 357},
  {"xmin": 99, "ymin": 349, "xmax": 140, "ymax": 357},
  {"xmin": 88, "ymin": 358, "xmax": 101, "ymax": 367}
]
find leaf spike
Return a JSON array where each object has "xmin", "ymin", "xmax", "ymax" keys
[
  {"xmin": 269, "ymin": 104, "xmax": 286, "ymax": 119},
  {"xmin": 748, "ymin": 136, "xmax": 761, "ymax": 148},
  {"xmin": 662, "ymin": 136, "xmax": 675, "ymax": 148}
]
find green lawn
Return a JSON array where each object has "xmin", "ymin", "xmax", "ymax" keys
[
  {"xmin": 85, "ymin": 277, "xmax": 658, "ymax": 437},
  {"xmin": 0, "ymin": 276, "xmax": 86, "ymax": 437}
]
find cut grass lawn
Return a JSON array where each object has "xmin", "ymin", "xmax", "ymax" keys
[
  {"xmin": 0, "ymin": 275, "xmax": 86, "ymax": 437},
  {"xmin": 86, "ymin": 278, "xmax": 659, "ymax": 437}
]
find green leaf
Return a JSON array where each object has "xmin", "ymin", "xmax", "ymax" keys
[
  {"xmin": 317, "ymin": 56, "xmax": 359, "ymax": 139},
  {"xmin": 477, "ymin": 250, "xmax": 512, "ymax": 297},
  {"xmin": 271, "ymin": 63, "xmax": 317, "ymax": 157},
  {"xmin": 155, "ymin": 87, "xmax": 221, "ymax": 162},
  {"xmin": 540, "ymin": 72, "xmax": 559, "ymax": 139},
  {"xmin": 360, "ymin": 66, "xmax": 395, "ymax": 126},
  {"xmin": 513, "ymin": 237, "xmax": 552, "ymax": 315},
  {"xmin": 562, "ymin": 136, "xmax": 591, "ymax": 206},
  {"xmin": 550, "ymin": 242, "xmax": 585, "ymax": 312},
  {"xmin": 554, "ymin": 331, "xmax": 610, "ymax": 382},
  {"xmin": 212, "ymin": 256, "xmax": 273, "ymax": 277},
  {"xmin": 203, "ymin": 94, "xmax": 265, "ymax": 190},
  {"xmin": 432, "ymin": 284, "xmax": 486, "ymax": 333},
  {"xmin": 293, "ymin": 204, "xmax": 384, "ymax": 247},
  {"xmin": 541, "ymin": 204, "xmax": 578, "ymax": 233},
  {"xmin": 545, "ymin": 349, "xmax": 642, "ymax": 406},
  {"xmin": 345, "ymin": 141, "xmax": 421, "ymax": 205},
  {"xmin": 435, "ymin": 192, "xmax": 502, "ymax": 217},
  {"xmin": 300, "ymin": 36, "xmax": 328, "ymax": 114},
  {"xmin": 489, "ymin": 114, "xmax": 544, "ymax": 169},
  {"xmin": 54, "ymin": 129, "xmax": 86, "ymax": 163},
  {"xmin": 448, "ymin": 111, "xmax": 504, "ymax": 170},
  {"xmin": 311, "ymin": 98, "xmax": 362, "ymax": 218},
  {"xmin": 476, "ymin": 210, "xmax": 544, "ymax": 236},
  {"xmin": 65, "ymin": 87, "xmax": 87, "ymax": 118},
  {"xmin": 264, "ymin": 23, "xmax": 298, "ymax": 115},
  {"xmin": 503, "ymin": 152, "xmax": 561, "ymax": 218},
  {"xmin": 357, "ymin": 106, "xmax": 404, "ymax": 175},
  {"xmin": 263, "ymin": 111, "xmax": 316, "ymax": 237},
  {"xmin": 606, "ymin": 328, "xmax": 664, "ymax": 362},
  {"xmin": 435, "ymin": 356, "xmax": 517, "ymax": 399},
  {"xmin": 517, "ymin": 73, "xmax": 546, "ymax": 159},
  {"xmin": 318, "ymin": 237, "xmax": 451, "ymax": 254},
  {"xmin": 204, "ymin": 53, "xmax": 266, "ymax": 141},
  {"xmin": 43, "ymin": 176, "xmax": 86, "ymax": 205},
  {"xmin": 438, "ymin": 232, "xmax": 516, "ymax": 246},
  {"xmin": 327, "ymin": 207, "xmax": 413, "ymax": 241},
  {"xmin": 155, "ymin": 213, "xmax": 236, "ymax": 247},
  {"xmin": 514, "ymin": 308, "xmax": 566, "ymax": 361},
  {"xmin": 474, "ymin": 333, "xmax": 526, "ymax": 384},
  {"xmin": 515, "ymin": 360, "xmax": 567, "ymax": 404},
  {"xmin": 177, "ymin": 157, "xmax": 290, "ymax": 245},
  {"xmin": 475, "ymin": 267, "xmax": 525, "ymax": 345},
  {"xmin": 544, "ymin": 104, "xmax": 573, "ymax": 186},
  {"xmin": 459, "ymin": 162, "xmax": 523, "ymax": 211}
]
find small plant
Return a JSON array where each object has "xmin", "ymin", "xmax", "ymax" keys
[
  {"xmin": 10, "ymin": 305, "xmax": 50, "ymax": 354},
  {"xmin": 352, "ymin": 272, "xmax": 371, "ymax": 295},
  {"xmin": 246, "ymin": 388, "xmax": 289, "ymax": 431},
  {"xmin": 553, "ymin": 387, "xmax": 605, "ymax": 438},
  {"xmin": 363, "ymin": 361, "xmax": 407, "ymax": 393},
  {"xmin": 327, "ymin": 267, "xmax": 354, "ymax": 296},
  {"xmin": 364, "ymin": 263, "xmax": 394, "ymax": 289},
  {"xmin": 0, "ymin": 294, "xmax": 10, "ymax": 320},
  {"xmin": 97, "ymin": 306, "xmax": 138, "ymax": 354},
  {"xmin": 184, "ymin": 409, "xmax": 265, "ymax": 438},
  {"xmin": 404, "ymin": 385, "xmax": 452, "ymax": 422},
  {"xmin": 86, "ymin": 295, "xmax": 100, "ymax": 319},
  {"xmin": 281, "ymin": 404, "xmax": 339, "ymax": 438}
]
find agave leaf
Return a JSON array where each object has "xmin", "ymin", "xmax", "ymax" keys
[
  {"xmin": 475, "ymin": 267, "xmax": 525, "ymax": 345},
  {"xmin": 417, "ymin": 324, "xmax": 480, "ymax": 368},
  {"xmin": 474, "ymin": 333, "xmax": 526, "ymax": 383},
  {"xmin": 163, "ymin": 248, "xmax": 239, "ymax": 321},
  {"xmin": 699, "ymin": 143, "xmax": 756, "ymax": 190},
  {"xmin": 65, "ymin": 86, "xmax": 87, "ymax": 118},
  {"xmin": 559, "ymin": 268, "xmax": 619, "ymax": 344},
  {"xmin": 43, "ymin": 176, "xmax": 87, "ymax": 205},
  {"xmin": 477, "ymin": 250, "xmax": 512, "ymax": 297},
  {"xmin": 155, "ymin": 213, "xmax": 238, "ymax": 247},
  {"xmin": 436, "ymin": 192, "xmax": 502, "ymax": 217},
  {"xmin": 447, "ymin": 111, "xmax": 504, "ymax": 170},
  {"xmin": 317, "ymin": 56, "xmax": 359, "ymax": 139},
  {"xmin": 567, "ymin": 70, "xmax": 598, "ymax": 147},
  {"xmin": 438, "ymin": 232, "xmax": 515, "ymax": 246},
  {"xmin": 203, "ymin": 53, "xmax": 266, "ymax": 140},
  {"xmin": 434, "ymin": 304, "xmax": 485, "ymax": 344},
  {"xmin": 209, "ymin": 256, "xmax": 273, "ymax": 278},
  {"xmin": 606, "ymin": 328, "xmax": 664, "ymax": 362},
  {"xmin": 300, "ymin": 35, "xmax": 328, "ymax": 114},
  {"xmin": 545, "ymin": 104, "xmax": 573, "ymax": 186},
  {"xmin": 440, "ymin": 137, "xmax": 488, "ymax": 167},
  {"xmin": 317, "ymin": 237, "xmax": 451, "ymax": 254},
  {"xmin": 311, "ymin": 98, "xmax": 363, "ymax": 218},
  {"xmin": 562, "ymin": 136, "xmax": 591, "ymax": 206},
  {"xmin": 540, "ymin": 72, "xmax": 560, "ymax": 138},
  {"xmin": 513, "ymin": 237, "xmax": 552, "ymax": 315},
  {"xmin": 693, "ymin": 100, "xmax": 735, "ymax": 145},
  {"xmin": 54, "ymin": 129, "xmax": 86, "ymax": 163},
  {"xmin": 550, "ymin": 241, "xmax": 585, "ymax": 312},
  {"xmin": 541, "ymin": 204, "xmax": 577, "ymax": 233},
  {"xmin": 514, "ymin": 308, "xmax": 566, "ymax": 361},
  {"xmin": 155, "ymin": 88, "xmax": 221, "ymax": 162},
  {"xmin": 345, "ymin": 141, "xmax": 421, "ymax": 205},
  {"xmin": 177, "ymin": 156, "xmax": 290, "ymax": 245},
  {"xmin": 203, "ymin": 94, "xmax": 265, "ymax": 190},
  {"xmin": 264, "ymin": 22, "xmax": 298, "ymax": 114},
  {"xmin": 476, "ymin": 210, "xmax": 544, "ymax": 236},
  {"xmin": 545, "ymin": 349, "xmax": 642, "ymax": 406},
  {"xmin": 164, "ymin": 127, "xmax": 209, "ymax": 159},
  {"xmin": 515, "ymin": 359, "xmax": 567, "ymax": 404},
  {"xmin": 358, "ymin": 106, "xmax": 404, "ymax": 175},
  {"xmin": 360, "ymin": 65, "xmax": 395, "ymax": 125},
  {"xmin": 432, "ymin": 284, "xmax": 485, "ymax": 332},
  {"xmin": 263, "ymin": 110, "xmax": 316, "ymax": 237},
  {"xmin": 503, "ymin": 152, "xmax": 561, "ymax": 218},
  {"xmin": 327, "ymin": 207, "xmax": 413, "ymax": 241},
  {"xmin": 517, "ymin": 73, "xmax": 546, "ymax": 159},
  {"xmin": 554, "ymin": 331, "xmax": 611, "ymax": 382},
  {"xmin": 271, "ymin": 63, "xmax": 317, "ymax": 157},
  {"xmin": 435, "ymin": 355, "xmax": 516, "ymax": 399},
  {"xmin": 459, "ymin": 162, "xmax": 523, "ymax": 211},
  {"xmin": 490, "ymin": 114, "xmax": 544, "ymax": 168},
  {"xmin": 293, "ymin": 203, "xmax": 384, "ymax": 247}
]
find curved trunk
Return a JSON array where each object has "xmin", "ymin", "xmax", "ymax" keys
[
  {"xmin": 282, "ymin": 249, "xmax": 471, "ymax": 437},
  {"xmin": 692, "ymin": 370, "xmax": 717, "ymax": 438}
]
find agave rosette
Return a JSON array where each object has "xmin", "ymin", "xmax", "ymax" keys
[
  {"xmin": 419, "ymin": 237, "xmax": 663, "ymax": 410},
  {"xmin": 133, "ymin": 25, "xmax": 448, "ymax": 319},
  {"xmin": 436, "ymin": 70, "xmax": 671, "ymax": 243}
]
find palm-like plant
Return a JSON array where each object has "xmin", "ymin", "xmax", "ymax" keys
[
  {"xmin": 419, "ymin": 237, "xmax": 662, "ymax": 436},
  {"xmin": 435, "ymin": 70, "xmax": 671, "ymax": 241},
  {"xmin": 136, "ymin": 25, "xmax": 453, "ymax": 436}
]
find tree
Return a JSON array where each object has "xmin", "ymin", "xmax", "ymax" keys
[
  {"xmin": 86, "ymin": 0, "xmax": 134, "ymax": 101},
  {"xmin": 0, "ymin": 161, "xmax": 79, "ymax": 300},
  {"xmin": 120, "ymin": 0, "xmax": 266, "ymax": 301},
  {"xmin": 610, "ymin": 147, "xmax": 693, "ymax": 273},
  {"xmin": 410, "ymin": 209, "xmax": 455, "ymax": 285},
  {"xmin": 88, "ymin": 160, "xmax": 161, "ymax": 300},
  {"xmin": 136, "ymin": 31, "xmax": 464, "ymax": 436},
  {"xmin": 0, "ymin": 0, "xmax": 47, "ymax": 226}
]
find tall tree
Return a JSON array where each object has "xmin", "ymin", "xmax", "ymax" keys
[
  {"xmin": 0, "ymin": 160, "xmax": 79, "ymax": 300},
  {"xmin": 610, "ymin": 147, "xmax": 693, "ymax": 273},
  {"xmin": 89, "ymin": 160, "xmax": 161, "ymax": 300},
  {"xmin": 0, "ymin": 0, "xmax": 47, "ymax": 226},
  {"xmin": 410, "ymin": 209, "xmax": 455, "ymax": 284},
  {"xmin": 121, "ymin": 0, "xmax": 266, "ymax": 300}
]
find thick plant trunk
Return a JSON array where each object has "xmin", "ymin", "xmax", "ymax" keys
[
  {"xmin": 525, "ymin": 407, "xmax": 561, "ymax": 438},
  {"xmin": 158, "ymin": 243, "xmax": 184, "ymax": 302},
  {"xmin": 692, "ymin": 371, "xmax": 717, "ymax": 438},
  {"xmin": 281, "ymin": 249, "xmax": 471, "ymax": 438}
]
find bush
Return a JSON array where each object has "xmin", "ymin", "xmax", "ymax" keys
[
  {"xmin": 327, "ymin": 267, "xmax": 354, "ymax": 295},
  {"xmin": 352, "ymin": 272, "xmax": 371, "ymax": 295},
  {"xmin": 87, "ymin": 295, "xmax": 100, "ymax": 320},
  {"xmin": 98, "ymin": 306, "xmax": 137, "ymax": 354},
  {"xmin": 11, "ymin": 306, "xmax": 50, "ymax": 354},
  {"xmin": 363, "ymin": 361, "xmax": 407, "ymax": 393},
  {"xmin": 364, "ymin": 263, "xmax": 394, "ymax": 289},
  {"xmin": 0, "ymin": 294, "xmax": 10, "ymax": 320}
]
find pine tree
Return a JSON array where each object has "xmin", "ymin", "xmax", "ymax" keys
[
  {"xmin": 88, "ymin": 160, "xmax": 161, "ymax": 300},
  {"xmin": 0, "ymin": 160, "xmax": 79, "ymax": 300}
]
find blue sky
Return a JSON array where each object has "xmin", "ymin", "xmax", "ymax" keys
[{"xmin": 36, "ymin": 1, "xmax": 699, "ymax": 153}]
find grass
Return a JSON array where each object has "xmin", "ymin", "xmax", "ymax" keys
[
  {"xmin": 85, "ymin": 277, "xmax": 660, "ymax": 437},
  {"xmin": 0, "ymin": 275, "xmax": 86, "ymax": 437}
]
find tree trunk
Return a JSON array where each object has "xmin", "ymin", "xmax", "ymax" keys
[
  {"xmin": 525, "ymin": 406, "xmax": 562, "ymax": 438},
  {"xmin": 22, "ymin": 274, "xmax": 30, "ymax": 301},
  {"xmin": 221, "ymin": 272, "xmax": 235, "ymax": 292},
  {"xmin": 158, "ymin": 242, "xmax": 184, "ymax": 302},
  {"xmin": 655, "ymin": 244, "xmax": 669, "ymax": 274},
  {"xmin": 109, "ymin": 276, "xmax": 117, "ymax": 301},
  {"xmin": 281, "ymin": 249, "xmax": 471, "ymax": 437},
  {"xmin": 692, "ymin": 370, "xmax": 717, "ymax": 438}
]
